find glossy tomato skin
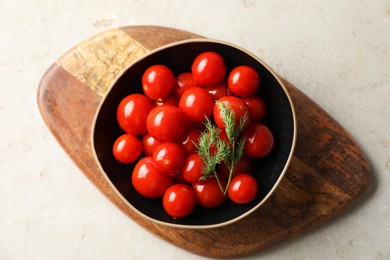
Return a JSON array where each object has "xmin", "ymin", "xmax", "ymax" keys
[
  {"xmin": 181, "ymin": 153, "xmax": 204, "ymax": 183},
  {"xmin": 112, "ymin": 133, "xmax": 142, "ymax": 164},
  {"xmin": 192, "ymin": 177, "xmax": 227, "ymax": 208},
  {"xmin": 116, "ymin": 94, "xmax": 154, "ymax": 135},
  {"xmin": 179, "ymin": 128, "xmax": 201, "ymax": 155},
  {"xmin": 142, "ymin": 65, "xmax": 175, "ymax": 101},
  {"xmin": 179, "ymin": 87, "xmax": 215, "ymax": 123},
  {"xmin": 244, "ymin": 123, "xmax": 274, "ymax": 158},
  {"xmin": 191, "ymin": 52, "xmax": 226, "ymax": 87},
  {"xmin": 132, "ymin": 157, "xmax": 173, "ymax": 198},
  {"xmin": 152, "ymin": 142, "xmax": 185, "ymax": 176},
  {"xmin": 146, "ymin": 105, "xmax": 187, "ymax": 142},
  {"xmin": 242, "ymin": 96, "xmax": 267, "ymax": 123},
  {"xmin": 228, "ymin": 65, "xmax": 259, "ymax": 97},
  {"xmin": 213, "ymin": 96, "xmax": 251, "ymax": 131},
  {"xmin": 228, "ymin": 174, "xmax": 258, "ymax": 204},
  {"xmin": 204, "ymin": 80, "xmax": 228, "ymax": 100},
  {"xmin": 173, "ymin": 72, "xmax": 200, "ymax": 97},
  {"xmin": 163, "ymin": 184, "xmax": 196, "ymax": 219},
  {"xmin": 141, "ymin": 133, "xmax": 162, "ymax": 156},
  {"xmin": 154, "ymin": 93, "xmax": 179, "ymax": 107},
  {"xmin": 217, "ymin": 155, "xmax": 253, "ymax": 179}
]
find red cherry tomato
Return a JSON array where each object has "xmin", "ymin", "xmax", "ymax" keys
[
  {"xmin": 213, "ymin": 96, "xmax": 251, "ymax": 131},
  {"xmin": 244, "ymin": 123, "xmax": 274, "ymax": 158},
  {"xmin": 242, "ymin": 96, "xmax": 267, "ymax": 122},
  {"xmin": 132, "ymin": 157, "xmax": 173, "ymax": 198},
  {"xmin": 191, "ymin": 52, "xmax": 226, "ymax": 87},
  {"xmin": 192, "ymin": 177, "xmax": 226, "ymax": 208},
  {"xmin": 228, "ymin": 174, "xmax": 258, "ymax": 204},
  {"xmin": 152, "ymin": 142, "xmax": 185, "ymax": 176},
  {"xmin": 116, "ymin": 94, "xmax": 154, "ymax": 135},
  {"xmin": 179, "ymin": 87, "xmax": 215, "ymax": 123},
  {"xmin": 163, "ymin": 184, "xmax": 196, "ymax": 219},
  {"xmin": 112, "ymin": 133, "xmax": 142, "ymax": 164},
  {"xmin": 204, "ymin": 80, "xmax": 228, "ymax": 100},
  {"xmin": 142, "ymin": 65, "xmax": 175, "ymax": 101},
  {"xmin": 146, "ymin": 105, "xmax": 187, "ymax": 142},
  {"xmin": 154, "ymin": 93, "xmax": 179, "ymax": 107},
  {"xmin": 228, "ymin": 65, "xmax": 259, "ymax": 97},
  {"xmin": 173, "ymin": 72, "xmax": 200, "ymax": 97},
  {"xmin": 179, "ymin": 128, "xmax": 201, "ymax": 155},
  {"xmin": 141, "ymin": 133, "xmax": 162, "ymax": 156},
  {"xmin": 217, "ymin": 155, "xmax": 253, "ymax": 179},
  {"xmin": 181, "ymin": 153, "xmax": 204, "ymax": 183}
]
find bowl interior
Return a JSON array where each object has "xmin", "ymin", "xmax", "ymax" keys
[{"xmin": 92, "ymin": 40, "xmax": 295, "ymax": 228}]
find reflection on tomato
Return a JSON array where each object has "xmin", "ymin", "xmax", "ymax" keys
[
  {"xmin": 152, "ymin": 142, "xmax": 185, "ymax": 176},
  {"xmin": 132, "ymin": 157, "xmax": 173, "ymax": 198},
  {"xmin": 154, "ymin": 93, "xmax": 179, "ymax": 107},
  {"xmin": 142, "ymin": 64, "xmax": 175, "ymax": 101},
  {"xmin": 228, "ymin": 65, "xmax": 259, "ymax": 97},
  {"xmin": 141, "ymin": 133, "xmax": 162, "ymax": 156},
  {"xmin": 179, "ymin": 128, "xmax": 201, "ymax": 155},
  {"xmin": 205, "ymin": 81, "xmax": 228, "ymax": 100},
  {"xmin": 163, "ymin": 184, "xmax": 195, "ymax": 219},
  {"xmin": 228, "ymin": 174, "xmax": 258, "ymax": 204},
  {"xmin": 181, "ymin": 153, "xmax": 204, "ymax": 183},
  {"xmin": 244, "ymin": 123, "xmax": 274, "ymax": 158},
  {"xmin": 179, "ymin": 87, "xmax": 215, "ymax": 123},
  {"xmin": 146, "ymin": 105, "xmax": 187, "ymax": 142},
  {"xmin": 192, "ymin": 177, "xmax": 227, "ymax": 208},
  {"xmin": 173, "ymin": 72, "xmax": 200, "ymax": 97},
  {"xmin": 116, "ymin": 94, "xmax": 154, "ymax": 135},
  {"xmin": 112, "ymin": 133, "xmax": 142, "ymax": 164},
  {"xmin": 191, "ymin": 52, "xmax": 226, "ymax": 87}
]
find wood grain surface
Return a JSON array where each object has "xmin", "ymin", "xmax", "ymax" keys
[{"xmin": 37, "ymin": 25, "xmax": 371, "ymax": 258}]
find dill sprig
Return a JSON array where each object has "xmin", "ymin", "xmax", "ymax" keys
[
  {"xmin": 196, "ymin": 101, "xmax": 248, "ymax": 194},
  {"xmin": 197, "ymin": 118, "xmax": 231, "ymax": 180}
]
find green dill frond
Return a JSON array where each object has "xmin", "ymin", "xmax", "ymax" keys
[
  {"xmin": 238, "ymin": 112, "xmax": 249, "ymax": 134},
  {"xmin": 216, "ymin": 101, "xmax": 235, "ymax": 143},
  {"xmin": 196, "ymin": 102, "xmax": 247, "ymax": 194},
  {"xmin": 235, "ymin": 136, "xmax": 246, "ymax": 164}
]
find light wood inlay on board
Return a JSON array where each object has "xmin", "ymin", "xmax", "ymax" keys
[{"xmin": 58, "ymin": 28, "xmax": 149, "ymax": 96}]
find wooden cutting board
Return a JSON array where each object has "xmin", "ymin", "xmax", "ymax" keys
[{"xmin": 37, "ymin": 25, "xmax": 371, "ymax": 258}]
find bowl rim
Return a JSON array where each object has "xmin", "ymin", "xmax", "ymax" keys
[{"xmin": 91, "ymin": 38, "xmax": 297, "ymax": 229}]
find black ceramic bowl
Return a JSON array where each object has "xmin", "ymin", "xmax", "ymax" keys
[{"xmin": 92, "ymin": 39, "xmax": 296, "ymax": 229}]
